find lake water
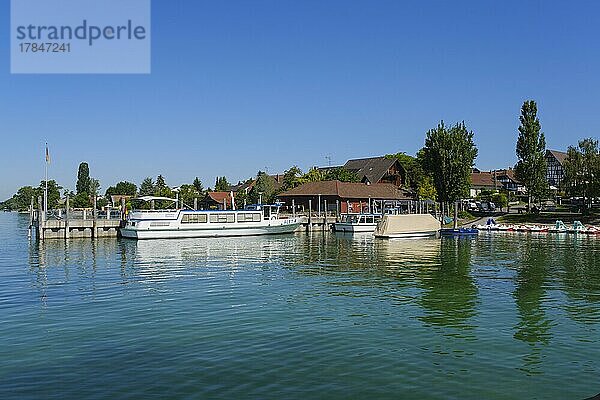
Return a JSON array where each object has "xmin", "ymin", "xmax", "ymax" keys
[{"xmin": 1, "ymin": 212, "xmax": 599, "ymax": 399}]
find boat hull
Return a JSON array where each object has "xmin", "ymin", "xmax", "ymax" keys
[
  {"xmin": 121, "ymin": 220, "xmax": 301, "ymax": 239},
  {"xmin": 375, "ymin": 230, "xmax": 438, "ymax": 239},
  {"xmin": 333, "ymin": 223, "xmax": 377, "ymax": 233}
]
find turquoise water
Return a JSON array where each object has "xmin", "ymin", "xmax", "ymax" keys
[{"xmin": 1, "ymin": 212, "xmax": 599, "ymax": 399}]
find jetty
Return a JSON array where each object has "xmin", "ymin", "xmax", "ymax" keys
[{"xmin": 29, "ymin": 196, "xmax": 123, "ymax": 240}]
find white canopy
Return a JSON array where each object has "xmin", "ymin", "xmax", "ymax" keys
[{"xmin": 135, "ymin": 196, "xmax": 177, "ymax": 202}]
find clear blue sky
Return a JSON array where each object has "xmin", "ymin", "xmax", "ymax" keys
[{"xmin": 1, "ymin": 0, "xmax": 599, "ymax": 200}]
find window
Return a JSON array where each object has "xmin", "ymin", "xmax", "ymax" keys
[
  {"xmin": 237, "ymin": 213, "xmax": 261, "ymax": 222},
  {"xmin": 209, "ymin": 213, "xmax": 235, "ymax": 223},
  {"xmin": 181, "ymin": 213, "xmax": 207, "ymax": 224}
]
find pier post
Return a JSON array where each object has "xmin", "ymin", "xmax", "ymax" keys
[
  {"xmin": 107, "ymin": 206, "xmax": 111, "ymax": 220},
  {"xmin": 317, "ymin": 195, "xmax": 321, "ymax": 218},
  {"xmin": 194, "ymin": 197, "xmax": 198, "ymax": 210},
  {"xmin": 308, "ymin": 199, "xmax": 312, "ymax": 232},
  {"xmin": 323, "ymin": 199, "xmax": 327, "ymax": 231},
  {"xmin": 38, "ymin": 196, "xmax": 44, "ymax": 241},
  {"xmin": 292, "ymin": 199, "xmax": 295, "ymax": 217},
  {"xmin": 336, "ymin": 200, "xmax": 339, "ymax": 220},
  {"xmin": 93, "ymin": 196, "xmax": 98, "ymax": 239},
  {"xmin": 121, "ymin": 198, "xmax": 126, "ymax": 221},
  {"xmin": 64, "ymin": 195, "xmax": 70, "ymax": 240}
]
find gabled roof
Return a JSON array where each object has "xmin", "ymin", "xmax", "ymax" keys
[
  {"xmin": 547, "ymin": 149, "xmax": 568, "ymax": 165},
  {"xmin": 343, "ymin": 156, "xmax": 400, "ymax": 184},
  {"xmin": 278, "ymin": 181, "xmax": 411, "ymax": 200},
  {"xmin": 470, "ymin": 171, "xmax": 495, "ymax": 188},
  {"xmin": 206, "ymin": 191, "xmax": 233, "ymax": 206}
]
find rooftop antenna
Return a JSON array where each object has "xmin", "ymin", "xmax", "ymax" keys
[{"xmin": 325, "ymin": 155, "xmax": 332, "ymax": 167}]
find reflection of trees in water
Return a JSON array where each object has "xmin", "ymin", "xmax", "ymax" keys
[
  {"xmin": 512, "ymin": 235, "xmax": 553, "ymax": 375},
  {"xmin": 558, "ymin": 236, "xmax": 600, "ymax": 324},
  {"xmin": 418, "ymin": 237, "xmax": 478, "ymax": 332}
]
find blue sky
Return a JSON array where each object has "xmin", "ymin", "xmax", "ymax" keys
[{"xmin": 1, "ymin": 0, "xmax": 599, "ymax": 200}]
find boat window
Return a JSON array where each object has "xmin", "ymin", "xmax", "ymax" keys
[
  {"xmin": 365, "ymin": 216, "xmax": 374, "ymax": 224},
  {"xmin": 182, "ymin": 214, "xmax": 207, "ymax": 223},
  {"xmin": 209, "ymin": 213, "xmax": 235, "ymax": 223},
  {"xmin": 237, "ymin": 213, "xmax": 261, "ymax": 222}
]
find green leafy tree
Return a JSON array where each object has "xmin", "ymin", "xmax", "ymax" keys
[
  {"xmin": 192, "ymin": 177, "xmax": 204, "ymax": 193},
  {"xmin": 76, "ymin": 162, "xmax": 91, "ymax": 195},
  {"xmin": 323, "ymin": 167, "xmax": 360, "ymax": 182},
  {"xmin": 139, "ymin": 177, "xmax": 154, "ymax": 196},
  {"xmin": 386, "ymin": 152, "xmax": 425, "ymax": 191},
  {"xmin": 3, "ymin": 186, "xmax": 39, "ymax": 211},
  {"xmin": 249, "ymin": 171, "xmax": 276, "ymax": 204},
  {"xmin": 106, "ymin": 181, "xmax": 137, "ymax": 197},
  {"xmin": 154, "ymin": 175, "xmax": 173, "ymax": 197},
  {"xmin": 39, "ymin": 180, "xmax": 62, "ymax": 210},
  {"xmin": 514, "ymin": 100, "xmax": 548, "ymax": 209},
  {"xmin": 214, "ymin": 176, "xmax": 231, "ymax": 191},
  {"xmin": 72, "ymin": 192, "xmax": 92, "ymax": 208},
  {"xmin": 178, "ymin": 184, "xmax": 201, "ymax": 208},
  {"xmin": 89, "ymin": 178, "xmax": 100, "ymax": 196},
  {"xmin": 282, "ymin": 166, "xmax": 304, "ymax": 190},
  {"xmin": 234, "ymin": 189, "xmax": 248, "ymax": 209},
  {"xmin": 419, "ymin": 121, "xmax": 478, "ymax": 203},
  {"xmin": 491, "ymin": 192, "xmax": 508, "ymax": 212},
  {"xmin": 417, "ymin": 176, "xmax": 437, "ymax": 201},
  {"xmin": 300, "ymin": 167, "xmax": 324, "ymax": 183},
  {"xmin": 563, "ymin": 138, "xmax": 600, "ymax": 210}
]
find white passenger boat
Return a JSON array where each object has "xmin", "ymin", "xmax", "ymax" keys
[
  {"xmin": 120, "ymin": 198, "xmax": 301, "ymax": 239},
  {"xmin": 334, "ymin": 213, "xmax": 381, "ymax": 233}
]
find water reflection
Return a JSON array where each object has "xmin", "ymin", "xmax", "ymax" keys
[{"xmin": 417, "ymin": 238, "xmax": 478, "ymax": 333}]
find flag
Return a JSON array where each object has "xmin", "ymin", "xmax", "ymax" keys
[{"xmin": 45, "ymin": 143, "xmax": 50, "ymax": 164}]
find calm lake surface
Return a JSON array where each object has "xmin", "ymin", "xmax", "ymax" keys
[{"xmin": 1, "ymin": 212, "xmax": 599, "ymax": 399}]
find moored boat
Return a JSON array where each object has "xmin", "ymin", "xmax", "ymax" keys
[
  {"xmin": 120, "ymin": 197, "xmax": 301, "ymax": 239},
  {"xmin": 374, "ymin": 214, "xmax": 440, "ymax": 239},
  {"xmin": 440, "ymin": 227, "xmax": 478, "ymax": 236},
  {"xmin": 333, "ymin": 213, "xmax": 381, "ymax": 233}
]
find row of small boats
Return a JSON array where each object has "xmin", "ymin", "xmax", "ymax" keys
[{"xmin": 475, "ymin": 219, "xmax": 600, "ymax": 234}]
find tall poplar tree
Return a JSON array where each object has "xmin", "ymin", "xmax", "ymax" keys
[
  {"xmin": 76, "ymin": 162, "xmax": 91, "ymax": 195},
  {"xmin": 514, "ymin": 100, "xmax": 547, "ymax": 209}
]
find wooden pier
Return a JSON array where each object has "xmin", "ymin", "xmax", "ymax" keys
[{"xmin": 30, "ymin": 196, "xmax": 123, "ymax": 240}]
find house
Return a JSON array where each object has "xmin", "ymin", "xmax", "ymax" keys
[
  {"xmin": 470, "ymin": 168, "xmax": 523, "ymax": 197},
  {"xmin": 278, "ymin": 180, "xmax": 412, "ymax": 213},
  {"xmin": 230, "ymin": 174, "xmax": 284, "ymax": 195},
  {"xmin": 470, "ymin": 170, "xmax": 496, "ymax": 197},
  {"xmin": 343, "ymin": 156, "xmax": 405, "ymax": 187},
  {"xmin": 546, "ymin": 149, "xmax": 568, "ymax": 189},
  {"xmin": 494, "ymin": 169, "xmax": 522, "ymax": 193},
  {"xmin": 202, "ymin": 191, "xmax": 234, "ymax": 210}
]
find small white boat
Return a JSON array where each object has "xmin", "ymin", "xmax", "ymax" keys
[
  {"xmin": 334, "ymin": 213, "xmax": 381, "ymax": 233},
  {"xmin": 374, "ymin": 214, "xmax": 440, "ymax": 239},
  {"xmin": 529, "ymin": 225, "xmax": 549, "ymax": 233},
  {"xmin": 121, "ymin": 197, "xmax": 301, "ymax": 239}
]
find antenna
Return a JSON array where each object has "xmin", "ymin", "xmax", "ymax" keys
[{"xmin": 325, "ymin": 155, "xmax": 332, "ymax": 167}]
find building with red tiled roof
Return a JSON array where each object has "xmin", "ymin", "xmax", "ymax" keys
[
  {"xmin": 202, "ymin": 191, "xmax": 234, "ymax": 210},
  {"xmin": 278, "ymin": 180, "xmax": 411, "ymax": 213}
]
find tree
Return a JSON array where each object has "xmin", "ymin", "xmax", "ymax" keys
[
  {"xmin": 76, "ymin": 162, "xmax": 91, "ymax": 195},
  {"xmin": 154, "ymin": 175, "xmax": 173, "ymax": 197},
  {"xmin": 178, "ymin": 184, "xmax": 201, "ymax": 208},
  {"xmin": 214, "ymin": 176, "xmax": 231, "ymax": 191},
  {"xmin": 419, "ymin": 121, "xmax": 478, "ymax": 203},
  {"xmin": 249, "ymin": 171, "xmax": 276, "ymax": 204},
  {"xmin": 323, "ymin": 167, "xmax": 360, "ymax": 182},
  {"xmin": 300, "ymin": 167, "xmax": 324, "ymax": 183},
  {"xmin": 563, "ymin": 138, "xmax": 600, "ymax": 210},
  {"xmin": 39, "ymin": 180, "xmax": 62, "ymax": 210},
  {"xmin": 417, "ymin": 176, "xmax": 437, "ymax": 201},
  {"xmin": 386, "ymin": 152, "xmax": 425, "ymax": 191},
  {"xmin": 282, "ymin": 166, "xmax": 303, "ymax": 190},
  {"xmin": 139, "ymin": 177, "xmax": 154, "ymax": 196},
  {"xmin": 491, "ymin": 192, "xmax": 508, "ymax": 212},
  {"xmin": 89, "ymin": 178, "xmax": 100, "ymax": 196},
  {"xmin": 2, "ymin": 186, "xmax": 39, "ymax": 211},
  {"xmin": 72, "ymin": 192, "xmax": 92, "ymax": 208},
  {"xmin": 192, "ymin": 177, "xmax": 204, "ymax": 193},
  {"xmin": 514, "ymin": 100, "xmax": 548, "ymax": 209},
  {"xmin": 106, "ymin": 181, "xmax": 137, "ymax": 197}
]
